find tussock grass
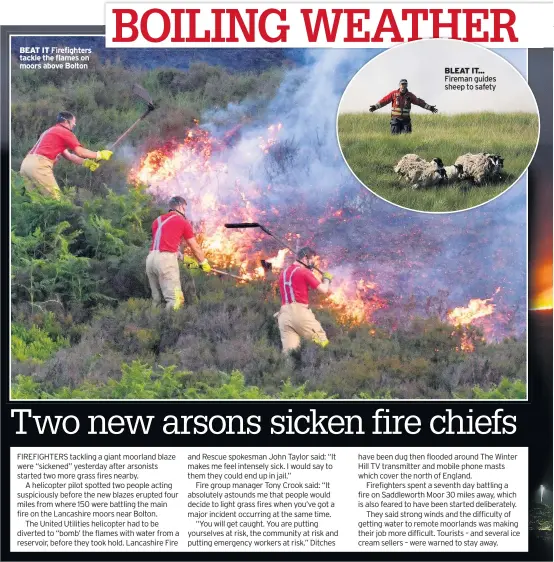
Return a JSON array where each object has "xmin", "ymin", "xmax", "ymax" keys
[{"xmin": 338, "ymin": 112, "xmax": 538, "ymax": 212}]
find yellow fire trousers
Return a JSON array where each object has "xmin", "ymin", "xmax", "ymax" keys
[
  {"xmin": 276, "ymin": 303, "xmax": 329, "ymax": 353},
  {"xmin": 20, "ymin": 154, "xmax": 62, "ymax": 199},
  {"xmin": 145, "ymin": 251, "xmax": 185, "ymax": 310}
]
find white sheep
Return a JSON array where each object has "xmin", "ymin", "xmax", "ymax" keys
[
  {"xmin": 454, "ymin": 153, "xmax": 504, "ymax": 185},
  {"xmin": 394, "ymin": 154, "xmax": 446, "ymax": 189}
]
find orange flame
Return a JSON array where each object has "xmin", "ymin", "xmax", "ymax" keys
[
  {"xmin": 458, "ymin": 332, "xmax": 474, "ymax": 353},
  {"xmin": 327, "ymin": 278, "xmax": 386, "ymax": 325},
  {"xmin": 447, "ymin": 296, "xmax": 496, "ymax": 326},
  {"xmin": 532, "ymin": 289, "xmax": 553, "ymax": 310},
  {"xmin": 448, "ymin": 289, "xmax": 502, "ymax": 353}
]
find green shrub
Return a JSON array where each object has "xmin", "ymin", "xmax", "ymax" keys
[
  {"xmin": 11, "ymin": 324, "xmax": 69, "ymax": 364},
  {"xmin": 466, "ymin": 378, "xmax": 527, "ymax": 399}
]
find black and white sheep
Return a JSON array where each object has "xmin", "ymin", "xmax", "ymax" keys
[
  {"xmin": 443, "ymin": 164, "xmax": 464, "ymax": 183},
  {"xmin": 454, "ymin": 153, "xmax": 504, "ymax": 185}
]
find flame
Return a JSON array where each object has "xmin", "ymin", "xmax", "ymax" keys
[
  {"xmin": 327, "ymin": 278, "xmax": 386, "ymax": 325},
  {"xmin": 130, "ymin": 123, "xmax": 387, "ymax": 324},
  {"xmin": 532, "ymin": 288, "xmax": 553, "ymax": 310},
  {"xmin": 447, "ymin": 289, "xmax": 502, "ymax": 353},
  {"xmin": 447, "ymin": 296, "xmax": 496, "ymax": 326},
  {"xmin": 130, "ymin": 128, "xmax": 226, "ymax": 186},
  {"xmin": 459, "ymin": 333, "xmax": 474, "ymax": 353},
  {"xmin": 258, "ymin": 123, "xmax": 282, "ymax": 154}
]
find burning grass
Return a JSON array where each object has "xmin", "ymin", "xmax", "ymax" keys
[
  {"xmin": 128, "ymin": 122, "xmax": 391, "ymax": 325},
  {"xmin": 10, "ymin": 174, "xmax": 527, "ymax": 399},
  {"xmin": 338, "ymin": 112, "xmax": 538, "ymax": 212}
]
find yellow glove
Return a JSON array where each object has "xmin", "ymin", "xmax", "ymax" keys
[
  {"xmin": 96, "ymin": 150, "xmax": 113, "ymax": 161},
  {"xmin": 322, "ymin": 272, "xmax": 333, "ymax": 282},
  {"xmin": 182, "ymin": 256, "xmax": 199, "ymax": 269},
  {"xmin": 200, "ymin": 259, "xmax": 211, "ymax": 273},
  {"xmin": 83, "ymin": 159, "xmax": 100, "ymax": 172}
]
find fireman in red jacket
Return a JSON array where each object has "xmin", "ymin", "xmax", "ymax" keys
[
  {"xmin": 276, "ymin": 247, "xmax": 333, "ymax": 353},
  {"xmin": 146, "ymin": 196, "xmax": 211, "ymax": 310},
  {"xmin": 369, "ymin": 79, "xmax": 438, "ymax": 134}
]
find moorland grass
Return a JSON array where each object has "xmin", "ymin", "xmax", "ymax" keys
[{"xmin": 338, "ymin": 112, "xmax": 538, "ymax": 212}]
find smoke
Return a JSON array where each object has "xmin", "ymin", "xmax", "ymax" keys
[{"xmin": 140, "ymin": 48, "xmax": 527, "ymax": 338}]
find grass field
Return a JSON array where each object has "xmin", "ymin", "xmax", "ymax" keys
[{"xmin": 338, "ymin": 112, "xmax": 538, "ymax": 212}]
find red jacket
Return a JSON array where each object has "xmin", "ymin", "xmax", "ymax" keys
[
  {"xmin": 279, "ymin": 264, "xmax": 321, "ymax": 306},
  {"xmin": 28, "ymin": 124, "xmax": 81, "ymax": 161},
  {"xmin": 375, "ymin": 89, "xmax": 432, "ymax": 120},
  {"xmin": 150, "ymin": 211, "xmax": 194, "ymax": 253}
]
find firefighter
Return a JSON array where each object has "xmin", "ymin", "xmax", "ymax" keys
[
  {"xmin": 369, "ymin": 79, "xmax": 438, "ymax": 134},
  {"xmin": 19, "ymin": 111, "xmax": 113, "ymax": 199},
  {"xmin": 276, "ymin": 247, "xmax": 333, "ymax": 353},
  {"xmin": 146, "ymin": 195, "xmax": 211, "ymax": 310}
]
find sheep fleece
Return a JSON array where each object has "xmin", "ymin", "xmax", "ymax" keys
[{"xmin": 454, "ymin": 153, "xmax": 498, "ymax": 184}]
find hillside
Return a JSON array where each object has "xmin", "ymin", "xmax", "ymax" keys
[
  {"xmin": 11, "ymin": 56, "xmax": 284, "ymax": 191},
  {"xmin": 11, "ymin": 57, "xmax": 527, "ymax": 400},
  {"xmin": 11, "ymin": 178, "xmax": 526, "ymax": 400}
]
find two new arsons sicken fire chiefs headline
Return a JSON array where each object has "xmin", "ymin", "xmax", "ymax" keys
[
  {"xmin": 109, "ymin": 7, "xmax": 519, "ymax": 45},
  {"xmin": 11, "ymin": 408, "xmax": 517, "ymax": 436}
]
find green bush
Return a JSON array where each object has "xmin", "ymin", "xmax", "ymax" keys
[
  {"xmin": 11, "ymin": 362, "xmax": 332, "ymax": 400},
  {"xmin": 12, "ymin": 324, "xmax": 69, "ymax": 364},
  {"xmin": 465, "ymin": 378, "xmax": 527, "ymax": 399},
  {"xmin": 9, "ymin": 184, "xmax": 527, "ymax": 399}
]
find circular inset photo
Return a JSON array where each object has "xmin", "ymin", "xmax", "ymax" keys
[{"xmin": 337, "ymin": 39, "xmax": 539, "ymax": 213}]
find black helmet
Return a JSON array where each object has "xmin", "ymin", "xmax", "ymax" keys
[
  {"xmin": 168, "ymin": 195, "xmax": 187, "ymax": 210},
  {"xmin": 399, "ymin": 79, "xmax": 408, "ymax": 85},
  {"xmin": 56, "ymin": 111, "xmax": 75, "ymax": 124},
  {"xmin": 297, "ymin": 247, "xmax": 316, "ymax": 260}
]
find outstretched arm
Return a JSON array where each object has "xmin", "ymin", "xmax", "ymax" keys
[
  {"xmin": 370, "ymin": 91, "xmax": 394, "ymax": 112},
  {"xmin": 74, "ymin": 146, "xmax": 107, "ymax": 159},
  {"xmin": 61, "ymin": 149, "xmax": 85, "ymax": 166},
  {"xmin": 410, "ymin": 93, "xmax": 438, "ymax": 113}
]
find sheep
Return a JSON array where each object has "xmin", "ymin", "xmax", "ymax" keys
[
  {"xmin": 394, "ymin": 154, "xmax": 446, "ymax": 189},
  {"xmin": 454, "ymin": 153, "xmax": 504, "ymax": 185},
  {"xmin": 443, "ymin": 164, "xmax": 464, "ymax": 183}
]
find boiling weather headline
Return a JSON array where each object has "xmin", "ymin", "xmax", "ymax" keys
[{"xmin": 106, "ymin": 5, "xmax": 523, "ymax": 46}]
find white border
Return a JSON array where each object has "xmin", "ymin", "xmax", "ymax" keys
[{"xmin": 9, "ymin": 34, "xmax": 531, "ymax": 402}]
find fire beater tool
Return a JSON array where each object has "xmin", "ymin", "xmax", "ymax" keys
[
  {"xmin": 97, "ymin": 85, "xmax": 156, "ymax": 167},
  {"xmin": 108, "ymin": 84, "xmax": 156, "ymax": 150},
  {"xmin": 211, "ymin": 267, "xmax": 250, "ymax": 282},
  {"xmin": 182, "ymin": 261, "xmax": 249, "ymax": 282},
  {"xmin": 224, "ymin": 222, "xmax": 324, "ymax": 275}
]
